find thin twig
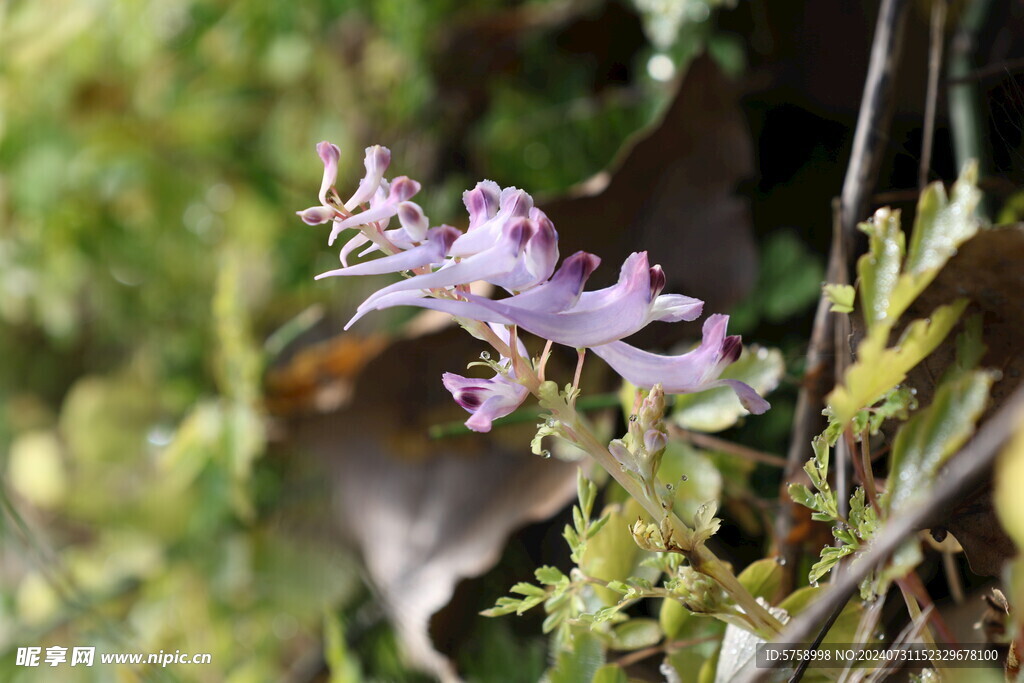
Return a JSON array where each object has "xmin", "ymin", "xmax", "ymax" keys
[
  {"xmin": 839, "ymin": 0, "xmax": 912, "ymax": 249},
  {"xmin": 919, "ymin": 0, "xmax": 947, "ymax": 190},
  {"xmin": 946, "ymin": 56, "xmax": 1024, "ymax": 85},
  {"xmin": 752, "ymin": 383, "xmax": 1024, "ymax": 678},
  {"xmin": 777, "ymin": 0, "xmax": 911, "ymax": 594},
  {"xmin": 670, "ymin": 425, "xmax": 788, "ymax": 468}
]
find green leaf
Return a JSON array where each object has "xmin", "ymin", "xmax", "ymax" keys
[
  {"xmin": 827, "ymin": 300, "xmax": 967, "ymax": 427},
  {"xmin": 511, "ymin": 582, "xmax": 547, "ymax": 598},
  {"xmin": 737, "ymin": 558, "xmax": 783, "ymax": 604},
  {"xmin": 857, "ymin": 207, "xmax": 906, "ymax": 330},
  {"xmin": 608, "ymin": 618, "xmax": 662, "ymax": 651},
  {"xmin": 884, "ymin": 369, "xmax": 994, "ymax": 513},
  {"xmin": 905, "ymin": 164, "xmax": 981, "ymax": 283},
  {"xmin": 867, "ymin": 386, "xmax": 918, "ymax": 434},
  {"xmin": 577, "ymin": 468, "xmax": 597, "ymax": 520},
  {"xmin": 788, "ymin": 483, "xmax": 817, "ymax": 511},
  {"xmin": 824, "ymin": 283, "xmax": 856, "ymax": 313},
  {"xmin": 481, "ymin": 597, "xmax": 523, "ymax": 617},
  {"xmin": 587, "ymin": 512, "xmax": 611, "ymax": 540},
  {"xmin": 672, "ymin": 345, "xmax": 784, "ymax": 432},
  {"xmin": 536, "ymin": 566, "xmax": 569, "ymax": 586}
]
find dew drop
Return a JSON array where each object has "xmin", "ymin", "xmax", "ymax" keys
[
  {"xmin": 665, "ymin": 483, "xmax": 674, "ymax": 491},
  {"xmin": 540, "ymin": 450, "xmax": 551, "ymax": 459},
  {"xmin": 810, "ymin": 580, "xmax": 819, "ymax": 588},
  {"xmin": 776, "ymin": 556, "xmax": 787, "ymax": 566},
  {"xmin": 680, "ymin": 474, "xmax": 689, "ymax": 482},
  {"xmin": 480, "ymin": 351, "xmax": 491, "ymax": 361},
  {"xmin": 629, "ymin": 414, "xmax": 638, "ymax": 422}
]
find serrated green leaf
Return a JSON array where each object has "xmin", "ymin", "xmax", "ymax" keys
[
  {"xmin": 905, "ymin": 163, "xmax": 981, "ymax": 281},
  {"xmin": 517, "ymin": 596, "xmax": 545, "ymax": 615},
  {"xmin": 827, "ymin": 300, "xmax": 967, "ymax": 427},
  {"xmin": 587, "ymin": 512, "xmax": 611, "ymax": 539},
  {"xmin": 511, "ymin": 582, "xmax": 547, "ymax": 598},
  {"xmin": 573, "ymin": 506, "xmax": 586, "ymax": 536},
  {"xmin": 824, "ymin": 283, "xmax": 856, "ymax": 313},
  {"xmin": 577, "ymin": 468, "xmax": 596, "ymax": 520},
  {"xmin": 885, "ymin": 369, "xmax": 994, "ymax": 513},
  {"xmin": 857, "ymin": 207, "xmax": 906, "ymax": 329},
  {"xmin": 672, "ymin": 345, "xmax": 784, "ymax": 432},
  {"xmin": 536, "ymin": 565, "xmax": 568, "ymax": 586},
  {"xmin": 788, "ymin": 483, "xmax": 817, "ymax": 511},
  {"xmin": 481, "ymin": 596, "xmax": 523, "ymax": 617}
]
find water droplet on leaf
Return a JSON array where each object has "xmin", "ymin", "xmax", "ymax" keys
[{"xmin": 480, "ymin": 351, "xmax": 491, "ymax": 361}]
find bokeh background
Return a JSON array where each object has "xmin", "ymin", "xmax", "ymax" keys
[{"xmin": 4, "ymin": 0, "xmax": 1024, "ymax": 681}]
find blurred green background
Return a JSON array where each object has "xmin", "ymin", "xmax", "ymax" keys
[{"xmin": 0, "ymin": 1, "xmax": 753, "ymax": 680}]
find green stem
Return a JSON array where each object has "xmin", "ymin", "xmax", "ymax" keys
[{"xmin": 520, "ymin": 372, "xmax": 784, "ymax": 637}]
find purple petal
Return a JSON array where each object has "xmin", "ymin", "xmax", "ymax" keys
[
  {"xmin": 338, "ymin": 232, "xmax": 372, "ymax": 266},
  {"xmin": 317, "ymin": 141, "xmax": 341, "ymax": 206},
  {"xmin": 572, "ymin": 252, "xmax": 649, "ymax": 312},
  {"xmin": 354, "ymin": 219, "xmax": 531, "ymax": 311},
  {"xmin": 328, "ymin": 176, "xmax": 422, "ymax": 246},
  {"xmin": 463, "ymin": 180, "xmax": 501, "ymax": 231},
  {"xmin": 344, "ymin": 290, "xmax": 512, "ymax": 330},
  {"xmin": 396, "ymin": 201, "xmax": 429, "ymax": 242},
  {"xmin": 648, "ymin": 294, "xmax": 704, "ymax": 323},
  {"xmin": 711, "ymin": 379, "xmax": 771, "ymax": 415},
  {"xmin": 644, "ymin": 429, "xmax": 668, "ymax": 454},
  {"xmin": 449, "ymin": 187, "xmax": 534, "ymax": 258},
  {"xmin": 441, "ymin": 371, "xmax": 529, "ymax": 433},
  {"xmin": 316, "ymin": 226, "xmax": 460, "ymax": 278},
  {"xmin": 589, "ymin": 314, "xmax": 769, "ymax": 412},
  {"xmin": 494, "ymin": 251, "xmax": 601, "ymax": 314},
  {"xmin": 589, "ymin": 314, "xmax": 732, "ymax": 391},
  {"xmin": 344, "ymin": 145, "xmax": 391, "ymax": 210},
  {"xmin": 297, "ymin": 205, "xmax": 336, "ymax": 226},
  {"xmin": 519, "ymin": 209, "xmax": 559, "ymax": 289}
]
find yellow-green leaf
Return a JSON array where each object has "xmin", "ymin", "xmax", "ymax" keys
[
  {"xmin": 884, "ymin": 369, "xmax": 994, "ymax": 513},
  {"xmin": 827, "ymin": 300, "xmax": 967, "ymax": 427},
  {"xmin": 857, "ymin": 207, "xmax": 905, "ymax": 329}
]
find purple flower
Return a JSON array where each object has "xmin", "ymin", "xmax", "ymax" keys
[
  {"xmin": 296, "ymin": 143, "xmax": 392, "ymax": 228},
  {"xmin": 442, "ymin": 372, "xmax": 529, "ymax": 433},
  {"xmin": 350, "ymin": 251, "xmax": 702, "ymax": 348},
  {"xmin": 317, "ymin": 141, "xmax": 341, "ymax": 206},
  {"xmin": 441, "ymin": 324, "xmax": 530, "ymax": 433},
  {"xmin": 328, "ymin": 176, "xmax": 421, "ymax": 246},
  {"xmin": 345, "ymin": 214, "xmax": 557, "ymax": 327},
  {"xmin": 589, "ymin": 314, "xmax": 769, "ymax": 414}
]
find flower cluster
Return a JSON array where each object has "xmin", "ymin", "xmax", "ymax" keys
[{"xmin": 299, "ymin": 142, "xmax": 769, "ymax": 432}]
